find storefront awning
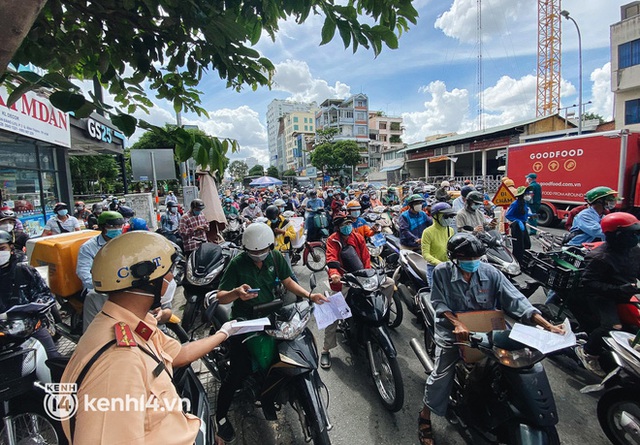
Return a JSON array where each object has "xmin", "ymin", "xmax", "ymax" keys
[{"xmin": 379, "ymin": 164, "xmax": 403, "ymax": 172}]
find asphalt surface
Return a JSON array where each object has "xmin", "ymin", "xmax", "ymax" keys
[{"xmin": 170, "ymin": 225, "xmax": 613, "ymax": 445}]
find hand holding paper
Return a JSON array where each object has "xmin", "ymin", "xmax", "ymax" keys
[
  {"xmin": 508, "ymin": 318, "xmax": 576, "ymax": 355},
  {"xmin": 314, "ymin": 292, "xmax": 352, "ymax": 330}
]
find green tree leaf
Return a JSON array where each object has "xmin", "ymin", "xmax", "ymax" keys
[{"xmin": 49, "ymin": 91, "xmax": 87, "ymax": 112}]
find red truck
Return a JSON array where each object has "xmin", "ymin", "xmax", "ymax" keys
[{"xmin": 506, "ymin": 130, "xmax": 640, "ymax": 226}]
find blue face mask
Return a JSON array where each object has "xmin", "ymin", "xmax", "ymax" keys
[
  {"xmin": 458, "ymin": 259, "xmax": 481, "ymax": 273},
  {"xmin": 350, "ymin": 210, "xmax": 361, "ymax": 218},
  {"xmin": 339, "ymin": 225, "xmax": 353, "ymax": 236},
  {"xmin": 271, "ymin": 218, "xmax": 279, "ymax": 224},
  {"xmin": 193, "ymin": 210, "xmax": 201, "ymax": 216},
  {"xmin": 105, "ymin": 228, "xmax": 122, "ymax": 239},
  {"xmin": 57, "ymin": 209, "xmax": 68, "ymax": 216},
  {"xmin": 249, "ymin": 203, "xmax": 256, "ymax": 208}
]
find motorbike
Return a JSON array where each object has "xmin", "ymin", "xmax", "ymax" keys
[
  {"xmin": 0, "ymin": 302, "xmax": 63, "ymax": 445},
  {"xmin": 583, "ymin": 330, "xmax": 640, "ymax": 445},
  {"xmin": 181, "ymin": 242, "xmax": 239, "ymax": 332},
  {"xmin": 207, "ymin": 277, "xmax": 333, "ymax": 444},
  {"xmin": 326, "ymin": 261, "xmax": 404, "ymax": 412},
  {"xmin": 393, "ymin": 248, "xmax": 430, "ymax": 317},
  {"xmin": 390, "ymin": 205, "xmax": 403, "ymax": 237},
  {"xmin": 222, "ymin": 214, "xmax": 244, "ymax": 245},
  {"xmin": 368, "ymin": 206, "xmax": 393, "ymax": 234},
  {"xmin": 411, "ymin": 292, "xmax": 561, "ymax": 444},
  {"xmin": 367, "ymin": 234, "xmax": 403, "ymax": 329},
  {"xmin": 284, "ymin": 211, "xmax": 327, "ymax": 272}
]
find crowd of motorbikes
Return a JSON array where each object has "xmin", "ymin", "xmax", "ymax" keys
[{"xmin": 4, "ymin": 185, "xmax": 640, "ymax": 445}]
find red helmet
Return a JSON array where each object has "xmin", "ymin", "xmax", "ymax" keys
[
  {"xmin": 332, "ymin": 212, "xmax": 350, "ymax": 228},
  {"xmin": 601, "ymin": 212, "xmax": 640, "ymax": 233}
]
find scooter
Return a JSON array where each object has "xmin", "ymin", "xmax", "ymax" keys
[
  {"xmin": 393, "ymin": 248, "xmax": 430, "ymax": 317},
  {"xmin": 327, "ymin": 261, "xmax": 405, "ymax": 412},
  {"xmin": 367, "ymin": 234, "xmax": 403, "ymax": 329},
  {"xmin": 0, "ymin": 302, "xmax": 63, "ymax": 444},
  {"xmin": 222, "ymin": 214, "xmax": 244, "ymax": 246},
  {"xmin": 181, "ymin": 242, "xmax": 239, "ymax": 332},
  {"xmin": 207, "ymin": 277, "xmax": 333, "ymax": 444},
  {"xmin": 411, "ymin": 293, "xmax": 561, "ymax": 444},
  {"xmin": 583, "ymin": 331, "xmax": 640, "ymax": 445},
  {"xmin": 284, "ymin": 211, "xmax": 327, "ymax": 272},
  {"xmin": 368, "ymin": 206, "xmax": 393, "ymax": 234}
]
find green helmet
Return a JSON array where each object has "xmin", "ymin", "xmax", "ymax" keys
[
  {"xmin": 585, "ymin": 186, "xmax": 617, "ymax": 204},
  {"xmin": 466, "ymin": 191, "xmax": 485, "ymax": 204},
  {"xmin": 387, "ymin": 187, "xmax": 397, "ymax": 193},
  {"xmin": 97, "ymin": 211, "xmax": 125, "ymax": 226},
  {"xmin": 407, "ymin": 193, "xmax": 425, "ymax": 205}
]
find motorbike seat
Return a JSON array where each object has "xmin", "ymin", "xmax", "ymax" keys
[
  {"xmin": 385, "ymin": 234, "xmax": 401, "ymax": 249},
  {"xmin": 406, "ymin": 251, "xmax": 430, "ymax": 284}
]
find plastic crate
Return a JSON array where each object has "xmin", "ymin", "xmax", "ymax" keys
[{"xmin": 521, "ymin": 250, "xmax": 583, "ymax": 291}]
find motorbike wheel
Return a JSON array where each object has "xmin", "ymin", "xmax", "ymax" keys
[
  {"xmin": 597, "ymin": 388, "xmax": 640, "ymax": 445},
  {"xmin": 0, "ymin": 405, "xmax": 61, "ymax": 445},
  {"xmin": 306, "ymin": 246, "xmax": 326, "ymax": 272},
  {"xmin": 181, "ymin": 300, "xmax": 199, "ymax": 332},
  {"xmin": 506, "ymin": 423, "xmax": 560, "ymax": 445},
  {"xmin": 297, "ymin": 374, "xmax": 332, "ymax": 445},
  {"xmin": 368, "ymin": 339, "xmax": 404, "ymax": 412},
  {"xmin": 387, "ymin": 291, "xmax": 404, "ymax": 329}
]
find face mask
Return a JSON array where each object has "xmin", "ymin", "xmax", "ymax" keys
[
  {"xmin": 248, "ymin": 251, "xmax": 270, "ymax": 262},
  {"xmin": 57, "ymin": 209, "xmax": 68, "ymax": 216},
  {"xmin": 350, "ymin": 210, "xmax": 361, "ymax": 218},
  {"xmin": 524, "ymin": 195, "xmax": 532, "ymax": 202},
  {"xmin": 193, "ymin": 210, "xmax": 202, "ymax": 216},
  {"xmin": 458, "ymin": 259, "xmax": 481, "ymax": 273},
  {"xmin": 249, "ymin": 203, "xmax": 256, "ymax": 209},
  {"xmin": 446, "ymin": 219, "xmax": 457, "ymax": 228},
  {"xmin": 271, "ymin": 218, "xmax": 279, "ymax": 224},
  {"xmin": 0, "ymin": 223, "xmax": 14, "ymax": 232},
  {"xmin": 605, "ymin": 201, "xmax": 616, "ymax": 211},
  {"xmin": 105, "ymin": 228, "xmax": 123, "ymax": 239},
  {"xmin": 170, "ymin": 207, "xmax": 177, "ymax": 214},
  {"xmin": 0, "ymin": 251, "xmax": 11, "ymax": 266},
  {"xmin": 225, "ymin": 203, "xmax": 231, "ymax": 207},
  {"xmin": 340, "ymin": 225, "xmax": 353, "ymax": 236},
  {"xmin": 471, "ymin": 204, "xmax": 482, "ymax": 211},
  {"xmin": 160, "ymin": 277, "xmax": 177, "ymax": 306},
  {"xmin": 327, "ymin": 193, "xmax": 333, "ymax": 197},
  {"xmin": 413, "ymin": 204, "xmax": 422, "ymax": 212},
  {"xmin": 278, "ymin": 207, "xmax": 284, "ymax": 214}
]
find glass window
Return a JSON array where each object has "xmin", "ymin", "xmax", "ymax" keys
[
  {"xmin": 0, "ymin": 144, "xmax": 37, "ymax": 169},
  {"xmin": 619, "ymin": 39, "xmax": 640, "ymax": 69},
  {"xmin": 293, "ymin": 116, "xmax": 299, "ymax": 122},
  {"xmin": 357, "ymin": 126, "xmax": 366, "ymax": 135},
  {"xmin": 294, "ymin": 124, "xmax": 299, "ymax": 131},
  {"xmin": 625, "ymin": 99, "xmax": 640, "ymax": 125},
  {"xmin": 356, "ymin": 112, "xmax": 366, "ymax": 121}
]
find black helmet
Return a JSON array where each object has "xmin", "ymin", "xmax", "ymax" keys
[
  {"xmin": 447, "ymin": 233, "xmax": 486, "ymax": 260},
  {"xmin": 53, "ymin": 202, "xmax": 68, "ymax": 212},
  {"xmin": 466, "ymin": 191, "xmax": 484, "ymax": 205},
  {"xmin": 307, "ymin": 190, "xmax": 317, "ymax": 198},
  {"xmin": 191, "ymin": 199, "xmax": 205, "ymax": 210},
  {"xmin": 360, "ymin": 193, "xmax": 370, "ymax": 202},
  {"xmin": 167, "ymin": 201, "xmax": 178, "ymax": 208},
  {"xmin": 460, "ymin": 185, "xmax": 475, "ymax": 198},
  {"xmin": 118, "ymin": 205, "xmax": 135, "ymax": 218},
  {"xmin": 265, "ymin": 205, "xmax": 280, "ymax": 220}
]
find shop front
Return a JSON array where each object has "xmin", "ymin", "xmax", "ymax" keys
[{"xmin": 0, "ymin": 86, "xmax": 124, "ymax": 236}]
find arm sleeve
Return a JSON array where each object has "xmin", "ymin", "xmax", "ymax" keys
[
  {"xmin": 578, "ymin": 212, "xmax": 605, "ymax": 239},
  {"xmin": 421, "ymin": 230, "xmax": 440, "ymax": 265},
  {"xmin": 23, "ymin": 265, "xmax": 54, "ymax": 303},
  {"xmin": 284, "ymin": 223, "xmax": 296, "ymax": 243},
  {"xmin": 430, "ymin": 265, "xmax": 452, "ymax": 317},
  {"xmin": 178, "ymin": 218, "xmax": 194, "ymax": 236},
  {"xmin": 76, "ymin": 243, "xmax": 95, "ymax": 290},
  {"xmin": 274, "ymin": 250, "xmax": 293, "ymax": 281},
  {"xmin": 325, "ymin": 238, "xmax": 341, "ymax": 277},
  {"xmin": 494, "ymin": 270, "xmax": 540, "ymax": 321},
  {"xmin": 581, "ymin": 256, "xmax": 628, "ymax": 296}
]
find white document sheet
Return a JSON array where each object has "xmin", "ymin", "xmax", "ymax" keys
[
  {"xmin": 314, "ymin": 292, "xmax": 353, "ymax": 330},
  {"xmin": 508, "ymin": 318, "xmax": 576, "ymax": 354},
  {"xmin": 228, "ymin": 317, "xmax": 271, "ymax": 335}
]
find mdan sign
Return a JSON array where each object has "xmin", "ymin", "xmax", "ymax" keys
[{"xmin": 0, "ymin": 86, "xmax": 71, "ymax": 147}]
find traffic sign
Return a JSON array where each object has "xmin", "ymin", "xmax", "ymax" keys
[{"xmin": 492, "ymin": 183, "xmax": 516, "ymax": 207}]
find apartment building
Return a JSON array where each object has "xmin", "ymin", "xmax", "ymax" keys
[
  {"xmin": 611, "ymin": 1, "xmax": 640, "ymax": 131},
  {"xmin": 266, "ymin": 99, "xmax": 316, "ymax": 171}
]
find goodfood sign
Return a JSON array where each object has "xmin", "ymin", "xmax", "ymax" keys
[{"xmin": 0, "ymin": 86, "xmax": 71, "ymax": 147}]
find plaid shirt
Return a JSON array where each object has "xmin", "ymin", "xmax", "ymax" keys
[{"xmin": 178, "ymin": 211, "xmax": 208, "ymax": 253}]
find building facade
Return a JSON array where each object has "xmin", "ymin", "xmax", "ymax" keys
[
  {"xmin": 368, "ymin": 111, "xmax": 405, "ymax": 183},
  {"xmin": 283, "ymin": 110, "xmax": 316, "ymax": 171},
  {"xmin": 315, "ymin": 94, "xmax": 371, "ymax": 180},
  {"xmin": 266, "ymin": 99, "xmax": 316, "ymax": 172},
  {"xmin": 611, "ymin": 1, "xmax": 640, "ymax": 131}
]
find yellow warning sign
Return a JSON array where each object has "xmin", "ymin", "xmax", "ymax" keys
[{"xmin": 492, "ymin": 183, "xmax": 516, "ymax": 207}]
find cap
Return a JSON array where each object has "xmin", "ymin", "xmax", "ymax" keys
[{"xmin": 526, "ymin": 173, "xmax": 537, "ymax": 179}]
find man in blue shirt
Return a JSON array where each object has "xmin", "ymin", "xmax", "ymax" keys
[
  {"xmin": 567, "ymin": 186, "xmax": 617, "ymax": 246},
  {"xmin": 525, "ymin": 173, "xmax": 542, "ymax": 235},
  {"xmin": 398, "ymin": 194, "xmax": 432, "ymax": 250}
]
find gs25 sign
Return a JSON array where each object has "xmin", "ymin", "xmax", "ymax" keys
[{"xmin": 86, "ymin": 118, "xmax": 113, "ymax": 144}]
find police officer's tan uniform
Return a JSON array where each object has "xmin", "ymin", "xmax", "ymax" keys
[{"xmin": 61, "ymin": 302, "xmax": 200, "ymax": 444}]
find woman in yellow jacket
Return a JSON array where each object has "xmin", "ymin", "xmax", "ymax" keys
[
  {"xmin": 265, "ymin": 205, "xmax": 296, "ymax": 265},
  {"xmin": 421, "ymin": 202, "xmax": 456, "ymax": 287}
]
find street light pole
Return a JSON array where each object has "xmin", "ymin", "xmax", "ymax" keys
[{"xmin": 561, "ymin": 10, "xmax": 582, "ymax": 135}]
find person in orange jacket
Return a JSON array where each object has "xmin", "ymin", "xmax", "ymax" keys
[{"xmin": 346, "ymin": 200, "xmax": 378, "ymax": 239}]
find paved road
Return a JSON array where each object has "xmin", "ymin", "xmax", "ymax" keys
[{"xmin": 175, "ymin": 224, "xmax": 612, "ymax": 445}]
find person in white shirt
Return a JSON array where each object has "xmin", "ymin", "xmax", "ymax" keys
[{"xmin": 42, "ymin": 202, "xmax": 81, "ymax": 236}]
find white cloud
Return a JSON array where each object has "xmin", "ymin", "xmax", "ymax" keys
[
  {"xmin": 435, "ymin": 0, "xmax": 533, "ymax": 44},
  {"xmin": 589, "ymin": 62, "xmax": 613, "ymax": 121},
  {"xmin": 272, "ymin": 59, "xmax": 351, "ymax": 103},
  {"xmin": 401, "ymin": 80, "xmax": 470, "ymax": 143}
]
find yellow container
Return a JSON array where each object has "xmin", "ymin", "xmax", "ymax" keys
[{"xmin": 27, "ymin": 231, "xmax": 100, "ymax": 298}]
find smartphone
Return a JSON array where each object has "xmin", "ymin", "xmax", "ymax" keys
[{"xmin": 247, "ymin": 288, "xmax": 260, "ymax": 293}]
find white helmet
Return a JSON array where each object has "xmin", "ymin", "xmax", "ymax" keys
[
  {"xmin": 440, "ymin": 180, "xmax": 450, "ymax": 187},
  {"xmin": 242, "ymin": 222, "xmax": 274, "ymax": 251},
  {"xmin": 273, "ymin": 199, "xmax": 285, "ymax": 207}
]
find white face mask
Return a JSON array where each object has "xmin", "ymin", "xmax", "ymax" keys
[
  {"xmin": 413, "ymin": 204, "xmax": 422, "ymax": 212},
  {"xmin": 0, "ymin": 223, "xmax": 14, "ymax": 232},
  {"xmin": 524, "ymin": 195, "xmax": 532, "ymax": 202},
  {"xmin": 0, "ymin": 251, "xmax": 11, "ymax": 266},
  {"xmin": 160, "ymin": 277, "xmax": 177, "ymax": 306}
]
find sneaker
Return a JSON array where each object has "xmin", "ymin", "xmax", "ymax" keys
[
  {"xmin": 575, "ymin": 346, "xmax": 606, "ymax": 377},
  {"xmin": 217, "ymin": 417, "xmax": 236, "ymax": 443},
  {"xmin": 320, "ymin": 351, "xmax": 331, "ymax": 369}
]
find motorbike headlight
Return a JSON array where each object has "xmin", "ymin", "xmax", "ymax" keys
[
  {"xmin": 491, "ymin": 346, "xmax": 544, "ymax": 368},
  {"xmin": 505, "ymin": 263, "xmax": 521, "ymax": 275},
  {"xmin": 360, "ymin": 276, "xmax": 379, "ymax": 292},
  {"xmin": 187, "ymin": 262, "xmax": 225, "ymax": 286},
  {"xmin": 265, "ymin": 310, "xmax": 311, "ymax": 340},
  {"xmin": 369, "ymin": 246, "xmax": 383, "ymax": 257},
  {"xmin": 0, "ymin": 318, "xmax": 37, "ymax": 338}
]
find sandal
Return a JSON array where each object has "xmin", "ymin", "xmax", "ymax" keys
[{"xmin": 418, "ymin": 413, "xmax": 435, "ymax": 445}]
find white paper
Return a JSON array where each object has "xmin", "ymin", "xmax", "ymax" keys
[
  {"xmin": 508, "ymin": 318, "xmax": 576, "ymax": 354},
  {"xmin": 229, "ymin": 317, "xmax": 270, "ymax": 335},
  {"xmin": 314, "ymin": 292, "xmax": 352, "ymax": 330}
]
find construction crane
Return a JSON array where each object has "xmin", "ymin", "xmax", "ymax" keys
[{"xmin": 536, "ymin": 0, "xmax": 562, "ymax": 117}]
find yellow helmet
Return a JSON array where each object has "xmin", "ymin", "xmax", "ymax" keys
[{"xmin": 92, "ymin": 231, "xmax": 175, "ymax": 292}]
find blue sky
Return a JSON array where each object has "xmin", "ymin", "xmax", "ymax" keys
[{"xmin": 129, "ymin": 0, "xmax": 627, "ymax": 165}]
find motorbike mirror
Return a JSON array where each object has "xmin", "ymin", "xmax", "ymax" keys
[
  {"xmin": 310, "ymin": 274, "xmax": 317, "ymax": 290},
  {"xmin": 327, "ymin": 261, "xmax": 341, "ymax": 269},
  {"xmin": 462, "ymin": 225, "xmax": 475, "ymax": 232}
]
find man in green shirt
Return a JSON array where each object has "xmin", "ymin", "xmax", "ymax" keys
[{"xmin": 214, "ymin": 222, "xmax": 327, "ymax": 442}]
